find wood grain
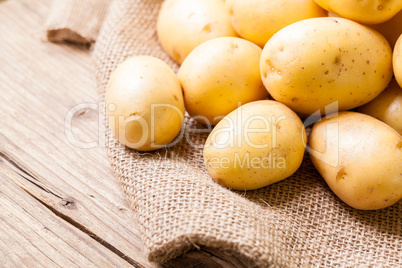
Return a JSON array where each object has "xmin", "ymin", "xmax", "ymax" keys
[{"xmin": 0, "ymin": 0, "xmax": 253, "ymax": 267}]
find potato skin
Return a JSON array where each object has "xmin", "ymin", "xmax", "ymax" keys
[
  {"xmin": 309, "ymin": 112, "xmax": 402, "ymax": 210},
  {"xmin": 204, "ymin": 100, "xmax": 306, "ymax": 190},
  {"xmin": 105, "ymin": 56, "xmax": 184, "ymax": 151},
  {"xmin": 225, "ymin": 0, "xmax": 326, "ymax": 47},
  {"xmin": 358, "ymin": 80, "xmax": 402, "ymax": 135},
  {"xmin": 260, "ymin": 17, "xmax": 393, "ymax": 116},
  {"xmin": 314, "ymin": 0, "xmax": 402, "ymax": 24},
  {"xmin": 157, "ymin": 0, "xmax": 237, "ymax": 64},
  {"xmin": 178, "ymin": 37, "xmax": 268, "ymax": 126},
  {"xmin": 394, "ymin": 34, "xmax": 402, "ymax": 88}
]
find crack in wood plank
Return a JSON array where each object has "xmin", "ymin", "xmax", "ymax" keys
[
  {"xmin": 26, "ymin": 190, "xmax": 144, "ymax": 268},
  {"xmin": 0, "ymin": 155, "xmax": 143, "ymax": 268},
  {"xmin": 0, "ymin": 151, "xmax": 64, "ymax": 199},
  {"xmin": 0, "ymin": 151, "xmax": 39, "ymax": 181}
]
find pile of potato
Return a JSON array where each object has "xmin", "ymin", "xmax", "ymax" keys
[{"xmin": 105, "ymin": 0, "xmax": 402, "ymax": 210}]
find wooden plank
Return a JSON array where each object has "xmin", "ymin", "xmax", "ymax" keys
[{"xmin": 0, "ymin": 169, "xmax": 134, "ymax": 268}]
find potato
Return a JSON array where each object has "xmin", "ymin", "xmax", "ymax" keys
[
  {"xmin": 260, "ymin": 17, "xmax": 393, "ymax": 116},
  {"xmin": 394, "ymin": 34, "xmax": 402, "ymax": 88},
  {"xmin": 358, "ymin": 80, "xmax": 402, "ymax": 135},
  {"xmin": 309, "ymin": 111, "xmax": 402, "ymax": 210},
  {"xmin": 314, "ymin": 0, "xmax": 402, "ymax": 24},
  {"xmin": 225, "ymin": 0, "xmax": 326, "ymax": 47},
  {"xmin": 157, "ymin": 0, "xmax": 237, "ymax": 64},
  {"xmin": 178, "ymin": 37, "xmax": 268, "ymax": 126},
  {"xmin": 369, "ymin": 10, "xmax": 402, "ymax": 49},
  {"xmin": 204, "ymin": 100, "xmax": 306, "ymax": 190},
  {"xmin": 105, "ymin": 56, "xmax": 184, "ymax": 151}
]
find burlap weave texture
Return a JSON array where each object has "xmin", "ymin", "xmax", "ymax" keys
[{"xmin": 47, "ymin": 0, "xmax": 402, "ymax": 266}]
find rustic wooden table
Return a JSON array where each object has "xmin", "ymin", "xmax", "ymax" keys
[{"xmin": 0, "ymin": 0, "xmax": 251, "ymax": 267}]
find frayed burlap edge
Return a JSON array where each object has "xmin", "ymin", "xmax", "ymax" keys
[{"xmin": 45, "ymin": 0, "xmax": 111, "ymax": 44}]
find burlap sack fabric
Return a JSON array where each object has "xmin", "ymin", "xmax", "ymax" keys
[{"xmin": 46, "ymin": 0, "xmax": 401, "ymax": 266}]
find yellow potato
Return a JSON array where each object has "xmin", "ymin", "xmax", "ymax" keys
[
  {"xmin": 105, "ymin": 56, "xmax": 184, "ymax": 151},
  {"xmin": 225, "ymin": 0, "xmax": 326, "ymax": 47},
  {"xmin": 260, "ymin": 17, "xmax": 393, "ymax": 116},
  {"xmin": 369, "ymin": 10, "xmax": 402, "ymax": 49},
  {"xmin": 178, "ymin": 37, "xmax": 268, "ymax": 126},
  {"xmin": 157, "ymin": 0, "xmax": 237, "ymax": 64},
  {"xmin": 309, "ymin": 111, "xmax": 402, "ymax": 210},
  {"xmin": 394, "ymin": 34, "xmax": 402, "ymax": 87},
  {"xmin": 204, "ymin": 100, "xmax": 306, "ymax": 190},
  {"xmin": 358, "ymin": 80, "xmax": 402, "ymax": 135},
  {"xmin": 314, "ymin": 0, "xmax": 402, "ymax": 24}
]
